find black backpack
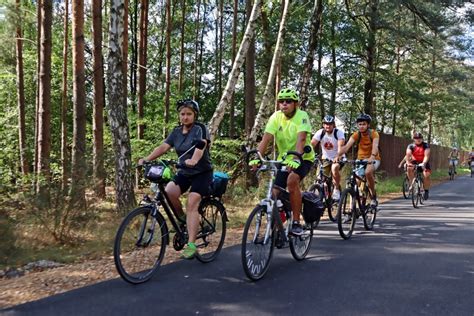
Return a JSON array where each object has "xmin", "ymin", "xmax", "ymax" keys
[
  {"xmin": 319, "ymin": 128, "xmax": 340, "ymax": 141},
  {"xmin": 302, "ymin": 192, "xmax": 325, "ymax": 223}
]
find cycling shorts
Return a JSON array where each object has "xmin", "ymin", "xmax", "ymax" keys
[
  {"xmin": 173, "ymin": 171, "xmax": 213, "ymax": 197},
  {"xmin": 274, "ymin": 160, "xmax": 313, "ymax": 189}
]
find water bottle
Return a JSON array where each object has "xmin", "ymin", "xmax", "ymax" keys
[{"xmin": 277, "ymin": 200, "xmax": 286, "ymax": 223}]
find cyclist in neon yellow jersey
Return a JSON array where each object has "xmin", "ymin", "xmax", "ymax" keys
[{"xmin": 251, "ymin": 88, "xmax": 314, "ymax": 236}]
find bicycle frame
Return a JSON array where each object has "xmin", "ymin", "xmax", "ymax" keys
[{"xmin": 345, "ymin": 161, "xmax": 371, "ymax": 213}]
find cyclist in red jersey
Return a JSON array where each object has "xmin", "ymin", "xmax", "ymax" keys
[{"xmin": 405, "ymin": 132, "xmax": 431, "ymax": 200}]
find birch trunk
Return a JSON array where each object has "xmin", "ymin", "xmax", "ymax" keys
[
  {"xmin": 248, "ymin": 0, "xmax": 290, "ymax": 146},
  {"xmin": 107, "ymin": 0, "xmax": 136, "ymax": 212},
  {"xmin": 208, "ymin": 0, "xmax": 262, "ymax": 141},
  {"xmin": 92, "ymin": 0, "xmax": 106, "ymax": 198}
]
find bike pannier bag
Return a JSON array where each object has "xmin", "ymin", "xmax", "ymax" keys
[
  {"xmin": 211, "ymin": 171, "xmax": 229, "ymax": 197},
  {"xmin": 302, "ymin": 191, "xmax": 324, "ymax": 223}
]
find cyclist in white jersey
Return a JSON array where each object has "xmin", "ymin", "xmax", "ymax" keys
[{"xmin": 311, "ymin": 115, "xmax": 346, "ymax": 200}]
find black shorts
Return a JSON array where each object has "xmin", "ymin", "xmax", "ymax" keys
[
  {"xmin": 173, "ymin": 171, "xmax": 213, "ymax": 197},
  {"xmin": 274, "ymin": 160, "xmax": 313, "ymax": 189},
  {"xmin": 410, "ymin": 161, "xmax": 431, "ymax": 171}
]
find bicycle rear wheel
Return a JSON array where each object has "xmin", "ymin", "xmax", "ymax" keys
[
  {"xmin": 411, "ymin": 181, "xmax": 420, "ymax": 208},
  {"xmin": 114, "ymin": 206, "xmax": 168, "ymax": 284},
  {"xmin": 337, "ymin": 189, "xmax": 357, "ymax": 240},
  {"xmin": 195, "ymin": 199, "xmax": 226, "ymax": 263},
  {"xmin": 402, "ymin": 176, "xmax": 410, "ymax": 199},
  {"xmin": 241, "ymin": 205, "xmax": 275, "ymax": 281},
  {"xmin": 290, "ymin": 221, "xmax": 314, "ymax": 261}
]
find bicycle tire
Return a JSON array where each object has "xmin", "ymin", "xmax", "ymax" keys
[
  {"xmin": 363, "ymin": 202, "xmax": 377, "ymax": 231},
  {"xmin": 411, "ymin": 181, "xmax": 419, "ymax": 208},
  {"xmin": 419, "ymin": 181, "xmax": 425, "ymax": 205},
  {"xmin": 195, "ymin": 199, "xmax": 227, "ymax": 263},
  {"xmin": 241, "ymin": 205, "xmax": 275, "ymax": 281},
  {"xmin": 328, "ymin": 201, "xmax": 338, "ymax": 222},
  {"xmin": 289, "ymin": 221, "xmax": 314, "ymax": 261},
  {"xmin": 337, "ymin": 189, "xmax": 357, "ymax": 240},
  {"xmin": 114, "ymin": 206, "xmax": 168, "ymax": 284},
  {"xmin": 402, "ymin": 176, "xmax": 410, "ymax": 199}
]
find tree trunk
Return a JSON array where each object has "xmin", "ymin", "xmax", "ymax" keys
[
  {"xmin": 298, "ymin": 0, "xmax": 323, "ymax": 109},
  {"xmin": 427, "ymin": 33, "xmax": 437, "ymax": 144},
  {"xmin": 107, "ymin": 0, "xmax": 136, "ymax": 212},
  {"xmin": 229, "ymin": 0, "xmax": 238, "ymax": 138},
  {"xmin": 16, "ymin": 0, "xmax": 28, "ymax": 175},
  {"xmin": 197, "ymin": 2, "xmax": 207, "ymax": 101},
  {"xmin": 248, "ymin": 0, "xmax": 290, "ymax": 146},
  {"xmin": 244, "ymin": 0, "xmax": 256, "ymax": 138},
  {"xmin": 316, "ymin": 23, "xmax": 324, "ymax": 119},
  {"xmin": 164, "ymin": 0, "xmax": 171, "ymax": 124},
  {"xmin": 60, "ymin": 0, "xmax": 69, "ymax": 192},
  {"xmin": 218, "ymin": 0, "xmax": 223, "ymax": 97},
  {"xmin": 329, "ymin": 12, "xmax": 337, "ymax": 117},
  {"xmin": 123, "ymin": 0, "xmax": 129, "ymax": 105},
  {"xmin": 137, "ymin": 0, "xmax": 149, "ymax": 139},
  {"xmin": 178, "ymin": 0, "xmax": 186, "ymax": 92},
  {"xmin": 363, "ymin": 0, "xmax": 378, "ymax": 125},
  {"xmin": 208, "ymin": 0, "xmax": 262, "ymax": 141},
  {"xmin": 36, "ymin": 0, "xmax": 52, "ymax": 202},
  {"xmin": 130, "ymin": 0, "xmax": 138, "ymax": 101},
  {"xmin": 391, "ymin": 42, "xmax": 401, "ymax": 136},
  {"xmin": 193, "ymin": 0, "xmax": 201, "ymax": 99},
  {"xmin": 69, "ymin": 0, "xmax": 87, "ymax": 210},
  {"xmin": 34, "ymin": 0, "xmax": 42, "ymax": 178},
  {"xmin": 92, "ymin": 0, "xmax": 106, "ymax": 198}
]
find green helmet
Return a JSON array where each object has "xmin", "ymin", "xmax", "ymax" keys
[{"xmin": 277, "ymin": 88, "xmax": 299, "ymax": 102}]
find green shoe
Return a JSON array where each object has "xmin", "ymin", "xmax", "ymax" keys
[{"xmin": 181, "ymin": 242, "xmax": 197, "ymax": 260}]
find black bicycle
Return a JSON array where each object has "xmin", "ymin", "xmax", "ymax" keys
[
  {"xmin": 308, "ymin": 156, "xmax": 339, "ymax": 223},
  {"xmin": 336, "ymin": 160, "xmax": 377, "ymax": 240},
  {"xmin": 402, "ymin": 164, "xmax": 411, "ymax": 199},
  {"xmin": 114, "ymin": 160, "xmax": 227, "ymax": 284},
  {"xmin": 411, "ymin": 163, "xmax": 425, "ymax": 208},
  {"xmin": 241, "ymin": 149, "xmax": 315, "ymax": 281}
]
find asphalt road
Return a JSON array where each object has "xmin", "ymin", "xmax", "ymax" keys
[{"xmin": 4, "ymin": 176, "xmax": 474, "ymax": 316}]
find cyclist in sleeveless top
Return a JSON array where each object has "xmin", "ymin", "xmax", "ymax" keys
[
  {"xmin": 311, "ymin": 115, "xmax": 346, "ymax": 200},
  {"xmin": 138, "ymin": 99, "xmax": 213, "ymax": 259},
  {"xmin": 337, "ymin": 113, "xmax": 381, "ymax": 208},
  {"xmin": 448, "ymin": 147, "xmax": 459, "ymax": 175},
  {"xmin": 250, "ymin": 88, "xmax": 314, "ymax": 236},
  {"xmin": 406, "ymin": 132, "xmax": 431, "ymax": 200}
]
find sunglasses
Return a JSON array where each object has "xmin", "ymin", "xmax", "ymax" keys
[
  {"xmin": 413, "ymin": 137, "xmax": 422, "ymax": 140},
  {"xmin": 278, "ymin": 99, "xmax": 294, "ymax": 104}
]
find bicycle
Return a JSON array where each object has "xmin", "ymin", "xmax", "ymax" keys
[
  {"xmin": 336, "ymin": 160, "xmax": 377, "ymax": 240},
  {"xmin": 241, "ymin": 149, "xmax": 315, "ymax": 281},
  {"xmin": 411, "ymin": 163, "xmax": 425, "ymax": 208},
  {"xmin": 308, "ymin": 156, "xmax": 339, "ymax": 223},
  {"xmin": 471, "ymin": 160, "xmax": 474, "ymax": 178},
  {"xmin": 448, "ymin": 159, "xmax": 457, "ymax": 180},
  {"xmin": 114, "ymin": 160, "xmax": 227, "ymax": 284},
  {"xmin": 402, "ymin": 165, "xmax": 411, "ymax": 199}
]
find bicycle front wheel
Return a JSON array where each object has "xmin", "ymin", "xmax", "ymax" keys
[
  {"xmin": 195, "ymin": 199, "xmax": 227, "ymax": 263},
  {"xmin": 402, "ymin": 176, "xmax": 410, "ymax": 199},
  {"xmin": 290, "ymin": 221, "xmax": 314, "ymax": 261},
  {"xmin": 328, "ymin": 200, "xmax": 338, "ymax": 222},
  {"xmin": 337, "ymin": 189, "xmax": 357, "ymax": 240},
  {"xmin": 241, "ymin": 205, "xmax": 275, "ymax": 281},
  {"xmin": 114, "ymin": 206, "xmax": 168, "ymax": 284},
  {"xmin": 411, "ymin": 181, "xmax": 420, "ymax": 208},
  {"xmin": 363, "ymin": 199, "xmax": 377, "ymax": 231}
]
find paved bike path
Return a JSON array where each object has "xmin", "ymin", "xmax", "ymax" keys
[{"xmin": 4, "ymin": 176, "xmax": 474, "ymax": 315}]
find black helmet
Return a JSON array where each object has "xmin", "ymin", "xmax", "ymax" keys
[
  {"xmin": 323, "ymin": 115, "xmax": 335, "ymax": 124},
  {"xmin": 176, "ymin": 99, "xmax": 199, "ymax": 114},
  {"xmin": 356, "ymin": 113, "xmax": 372, "ymax": 124},
  {"xmin": 413, "ymin": 132, "xmax": 423, "ymax": 139}
]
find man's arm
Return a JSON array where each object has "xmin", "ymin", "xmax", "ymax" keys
[
  {"xmin": 296, "ymin": 131, "xmax": 307, "ymax": 154},
  {"xmin": 423, "ymin": 148, "xmax": 430, "ymax": 164},
  {"xmin": 339, "ymin": 137, "xmax": 355, "ymax": 156},
  {"xmin": 257, "ymin": 133, "xmax": 274, "ymax": 157}
]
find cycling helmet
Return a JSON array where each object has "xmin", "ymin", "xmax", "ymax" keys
[
  {"xmin": 277, "ymin": 88, "xmax": 299, "ymax": 102},
  {"xmin": 356, "ymin": 113, "xmax": 372, "ymax": 124},
  {"xmin": 176, "ymin": 99, "xmax": 199, "ymax": 114},
  {"xmin": 323, "ymin": 115, "xmax": 335, "ymax": 124},
  {"xmin": 413, "ymin": 132, "xmax": 423, "ymax": 139}
]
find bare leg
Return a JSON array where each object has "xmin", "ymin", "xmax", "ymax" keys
[
  {"xmin": 423, "ymin": 171, "xmax": 431, "ymax": 189},
  {"xmin": 165, "ymin": 182, "xmax": 184, "ymax": 218},
  {"xmin": 332, "ymin": 163, "xmax": 341, "ymax": 189},
  {"xmin": 288, "ymin": 172, "xmax": 302, "ymax": 221},
  {"xmin": 365, "ymin": 164, "xmax": 376, "ymax": 198},
  {"xmin": 186, "ymin": 192, "xmax": 202, "ymax": 243}
]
